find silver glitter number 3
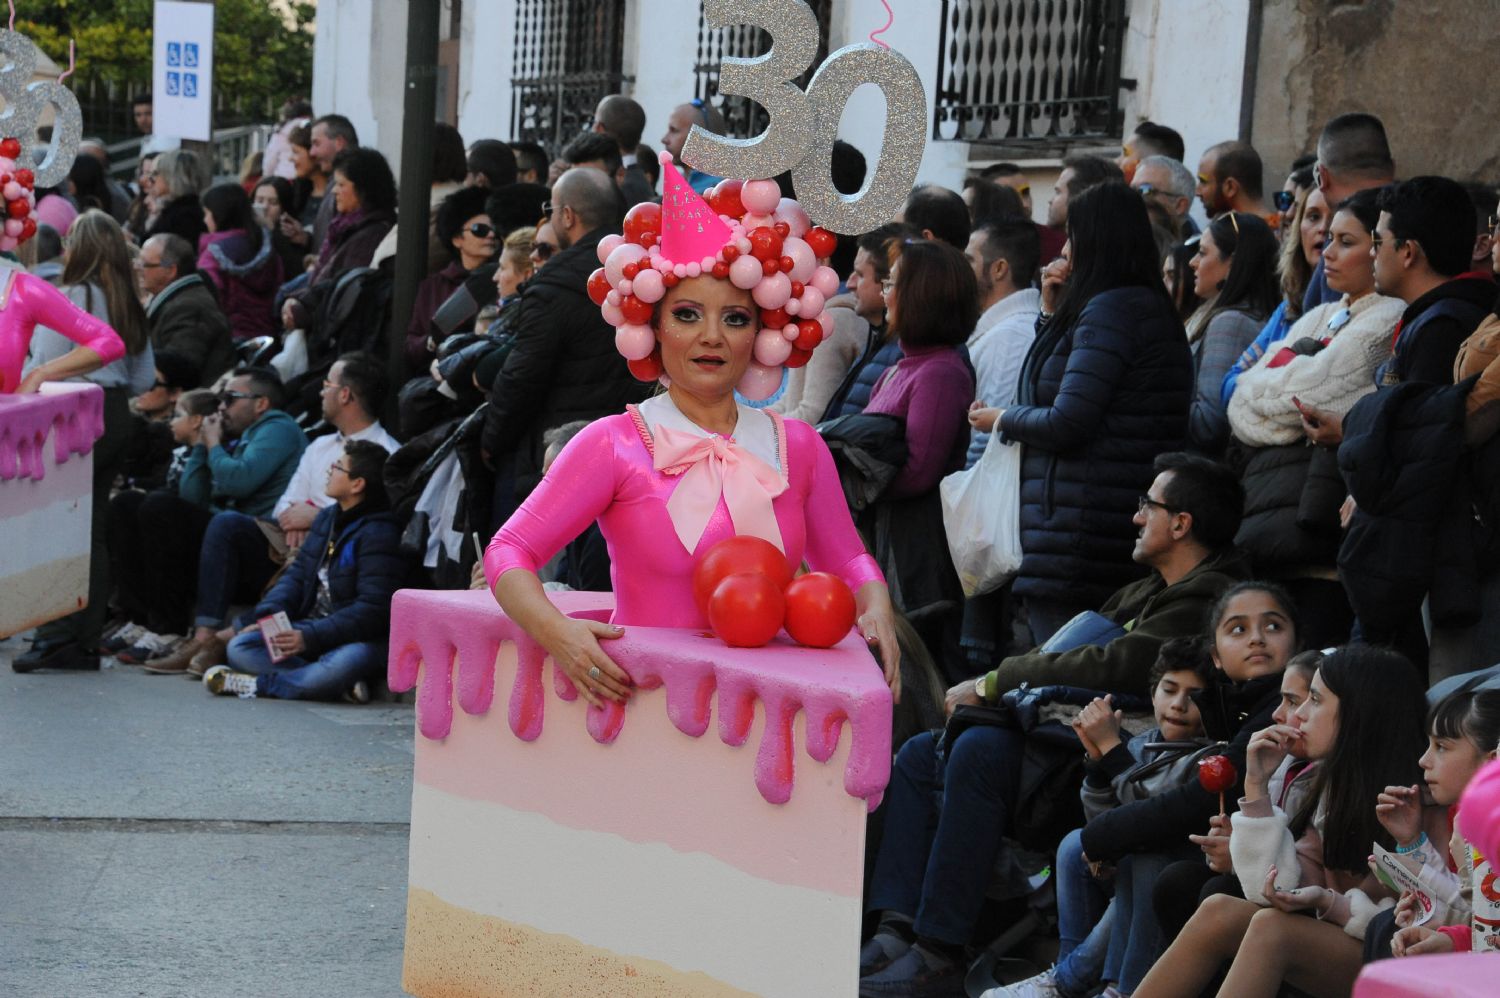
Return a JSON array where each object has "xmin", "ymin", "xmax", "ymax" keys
[
  {"xmin": 0, "ymin": 30, "xmax": 84, "ymax": 189},
  {"xmin": 682, "ymin": 0, "xmax": 928, "ymax": 235}
]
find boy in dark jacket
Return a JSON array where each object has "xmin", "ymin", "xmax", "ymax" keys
[{"xmin": 204, "ymin": 440, "xmax": 405, "ymax": 701}]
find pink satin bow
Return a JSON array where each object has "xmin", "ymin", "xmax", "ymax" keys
[{"xmin": 652, "ymin": 423, "xmax": 788, "ymax": 555}]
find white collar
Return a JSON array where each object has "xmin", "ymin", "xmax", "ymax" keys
[
  {"xmin": 637, "ymin": 392, "xmax": 780, "ymax": 472},
  {"xmin": 969, "ymin": 287, "xmax": 1041, "ymax": 344}
]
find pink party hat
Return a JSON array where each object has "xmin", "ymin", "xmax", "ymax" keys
[{"xmin": 657, "ymin": 150, "xmax": 733, "ymax": 265}]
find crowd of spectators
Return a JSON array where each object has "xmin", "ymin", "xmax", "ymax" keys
[{"xmin": 12, "ymin": 92, "xmax": 1500, "ymax": 996}]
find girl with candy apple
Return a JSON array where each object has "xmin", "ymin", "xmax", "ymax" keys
[
  {"xmin": 1134, "ymin": 645, "xmax": 1442, "ymax": 998},
  {"xmin": 484, "ymin": 154, "xmax": 900, "ymax": 708}
]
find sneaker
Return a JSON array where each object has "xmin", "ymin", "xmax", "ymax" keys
[
  {"xmin": 861, "ymin": 931, "xmax": 913, "ymax": 977},
  {"xmin": 117, "ymin": 632, "xmax": 182, "ymax": 665},
  {"xmin": 100, "ymin": 622, "xmax": 146, "ymax": 654},
  {"xmin": 981, "ymin": 969, "xmax": 1062, "ymax": 998},
  {"xmin": 203, "ymin": 665, "xmax": 257, "ymax": 698},
  {"xmin": 857, "ymin": 944, "xmax": 965, "ymax": 997},
  {"xmin": 343, "ymin": 681, "xmax": 371, "ymax": 705}
]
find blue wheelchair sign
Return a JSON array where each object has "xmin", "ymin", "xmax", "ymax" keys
[
  {"xmin": 165, "ymin": 71, "xmax": 180, "ymax": 96},
  {"xmin": 184, "ymin": 43, "xmax": 199, "ymax": 68},
  {"xmin": 166, "ymin": 42, "xmax": 181, "ymax": 67},
  {"xmin": 183, "ymin": 73, "xmax": 198, "ymax": 98}
]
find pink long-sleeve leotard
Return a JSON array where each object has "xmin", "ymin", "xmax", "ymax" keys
[
  {"xmin": 484, "ymin": 406, "xmax": 884, "ymax": 628},
  {"xmin": 0, "ymin": 268, "xmax": 126, "ymax": 393}
]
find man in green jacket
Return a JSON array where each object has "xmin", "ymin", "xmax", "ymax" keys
[{"xmin": 859, "ymin": 453, "xmax": 1249, "ymax": 997}]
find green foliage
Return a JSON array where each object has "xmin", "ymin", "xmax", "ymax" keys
[{"xmin": 18, "ymin": 0, "xmax": 313, "ymax": 118}]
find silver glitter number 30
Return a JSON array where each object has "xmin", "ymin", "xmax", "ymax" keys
[
  {"xmin": 682, "ymin": 0, "xmax": 928, "ymax": 235},
  {"xmin": 0, "ymin": 30, "xmax": 84, "ymax": 189}
]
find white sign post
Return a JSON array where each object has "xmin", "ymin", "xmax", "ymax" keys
[{"xmin": 151, "ymin": 1, "xmax": 215, "ymax": 142}]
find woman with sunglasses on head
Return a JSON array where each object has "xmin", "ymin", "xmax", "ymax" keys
[
  {"xmin": 1185, "ymin": 211, "xmax": 1281, "ymax": 455},
  {"xmin": 405, "ymin": 185, "xmax": 500, "ymax": 373}
]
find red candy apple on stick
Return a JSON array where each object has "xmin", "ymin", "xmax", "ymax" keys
[{"xmin": 1198, "ymin": 755, "xmax": 1238, "ymax": 817}]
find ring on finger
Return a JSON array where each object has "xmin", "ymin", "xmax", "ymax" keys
[{"xmin": 588, "ymin": 665, "xmax": 602, "ymax": 682}]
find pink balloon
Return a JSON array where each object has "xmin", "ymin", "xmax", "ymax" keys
[
  {"xmin": 614, "ymin": 323, "xmax": 656, "ymax": 361},
  {"xmin": 753, "ymin": 329, "xmax": 793, "ymax": 366},
  {"xmin": 616, "ymin": 278, "xmax": 633, "ymax": 297},
  {"xmin": 605, "ymin": 243, "xmax": 649, "ymax": 287},
  {"xmin": 816, "ymin": 310, "xmax": 835, "ymax": 336},
  {"xmin": 782, "ymin": 237, "xmax": 817, "ymax": 283},
  {"xmin": 3, "ymin": 219, "xmax": 21, "ymax": 237},
  {"xmin": 752, "ymin": 272, "xmax": 792, "ymax": 310},
  {"xmin": 737, "ymin": 362, "xmax": 784, "ymax": 401},
  {"xmin": 597, "ymin": 233, "xmax": 625, "ymax": 265},
  {"xmin": 774, "ymin": 198, "xmax": 811, "ymax": 237},
  {"xmin": 810, "ymin": 266, "xmax": 840, "ymax": 299},
  {"xmin": 783, "ymin": 322, "xmax": 800, "ymax": 343},
  {"xmin": 785, "ymin": 298, "xmax": 801, "ymax": 316},
  {"xmin": 740, "ymin": 212, "xmax": 775, "ymax": 232},
  {"xmin": 2, "ymin": 182, "xmax": 22, "ymax": 202},
  {"xmin": 729, "ymin": 254, "xmax": 763, "ymax": 290},
  {"xmin": 0, "ymin": 236, "xmax": 16, "ymax": 252},
  {"xmin": 798, "ymin": 286, "xmax": 826, "ymax": 317},
  {"xmin": 741, "ymin": 179, "xmax": 782, "ymax": 216},
  {"xmin": 601, "ymin": 299, "xmax": 625, "ymax": 327},
  {"xmin": 632, "ymin": 268, "xmax": 665, "ymax": 304}
]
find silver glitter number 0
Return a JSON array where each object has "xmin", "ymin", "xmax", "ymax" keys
[
  {"xmin": 682, "ymin": 0, "xmax": 928, "ymax": 235},
  {"xmin": 0, "ymin": 30, "xmax": 84, "ymax": 189}
]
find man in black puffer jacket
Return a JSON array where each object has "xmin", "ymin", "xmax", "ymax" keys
[
  {"xmin": 1000, "ymin": 281, "xmax": 1194, "ymax": 642},
  {"xmin": 481, "ymin": 167, "xmax": 649, "ymax": 508},
  {"xmin": 205, "ymin": 441, "xmax": 407, "ymax": 701}
]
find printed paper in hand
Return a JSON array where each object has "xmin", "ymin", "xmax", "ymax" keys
[{"xmin": 257, "ymin": 611, "xmax": 294, "ymax": 663}]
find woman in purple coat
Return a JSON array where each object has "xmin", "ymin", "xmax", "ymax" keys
[{"xmin": 198, "ymin": 183, "xmax": 283, "ymax": 341}]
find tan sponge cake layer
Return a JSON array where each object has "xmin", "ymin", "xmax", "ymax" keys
[{"xmin": 403, "ymin": 888, "xmax": 756, "ymax": 998}]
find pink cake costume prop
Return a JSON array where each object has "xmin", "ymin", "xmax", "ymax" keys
[
  {"xmin": 0, "ymin": 20, "xmax": 124, "ymax": 637},
  {"xmin": 390, "ymin": 3, "xmax": 933, "ymax": 993}
]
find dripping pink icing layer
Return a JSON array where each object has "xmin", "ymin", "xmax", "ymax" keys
[
  {"xmin": 388, "ymin": 588, "xmax": 893, "ymax": 809},
  {"xmin": 0, "ymin": 382, "xmax": 104, "ymax": 482}
]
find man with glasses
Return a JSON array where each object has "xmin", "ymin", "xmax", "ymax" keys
[
  {"xmin": 139, "ymin": 233, "xmax": 234, "ymax": 386},
  {"xmin": 135, "ymin": 367, "xmax": 307, "ymax": 673},
  {"xmin": 1131, "ymin": 154, "xmax": 1199, "ymax": 239}
]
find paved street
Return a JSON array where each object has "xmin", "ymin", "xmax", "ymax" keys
[{"xmin": 0, "ymin": 635, "xmax": 415, "ymax": 997}]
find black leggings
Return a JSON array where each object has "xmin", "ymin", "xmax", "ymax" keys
[{"xmin": 1151, "ymin": 859, "xmax": 1244, "ymax": 943}]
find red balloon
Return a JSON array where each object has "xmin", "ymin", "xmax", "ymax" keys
[
  {"xmin": 627, "ymin": 352, "xmax": 663, "ymax": 382},
  {"xmin": 778, "ymin": 255, "xmax": 795, "ymax": 274},
  {"xmin": 622, "ymin": 261, "xmax": 640, "ymax": 280},
  {"xmin": 0, "ymin": 138, "xmax": 19, "ymax": 160},
  {"xmin": 692, "ymin": 536, "xmax": 794, "ymax": 616},
  {"xmin": 20, "ymin": 217, "xmax": 35, "ymax": 240},
  {"xmin": 662, "ymin": 272, "xmax": 679, "ymax": 288},
  {"xmin": 783, "ymin": 573, "xmax": 857, "ymax": 648},
  {"xmin": 6, "ymin": 199, "xmax": 28, "ymax": 220},
  {"xmin": 1197, "ymin": 755, "xmax": 1239, "ymax": 794},
  {"xmin": 761, "ymin": 257, "xmax": 779, "ymax": 276},
  {"xmin": 641, "ymin": 232, "xmax": 657, "ymax": 248},
  {"xmin": 790, "ymin": 281, "xmax": 804, "ymax": 297},
  {"xmin": 711, "ymin": 261, "xmax": 730, "ymax": 279},
  {"xmin": 586, "ymin": 267, "xmax": 612, "ymax": 306},
  {"xmin": 747, "ymin": 226, "xmax": 784, "ymax": 262},
  {"xmin": 795, "ymin": 320, "xmax": 823, "ymax": 349},
  {"xmin": 619, "ymin": 294, "xmax": 654, "ymax": 325},
  {"xmin": 715, "ymin": 180, "xmax": 745, "ymax": 220},
  {"xmin": 785, "ymin": 347, "xmax": 813, "ymax": 369},
  {"xmin": 14, "ymin": 167, "xmax": 33, "ymax": 189},
  {"xmin": 709, "ymin": 573, "xmax": 786, "ymax": 648},
  {"xmin": 722, "ymin": 244, "xmax": 740, "ymax": 262},
  {"xmin": 760, "ymin": 306, "xmax": 791, "ymax": 330},
  {"xmin": 804, "ymin": 227, "xmax": 837, "ymax": 259},
  {"xmin": 623, "ymin": 201, "xmax": 662, "ymax": 244},
  {"xmin": 773, "ymin": 221, "xmax": 791, "ymax": 237}
]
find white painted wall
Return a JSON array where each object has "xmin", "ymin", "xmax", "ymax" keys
[
  {"xmin": 310, "ymin": 0, "xmax": 408, "ymax": 165},
  {"xmin": 457, "ymin": 0, "xmax": 519, "ymax": 142},
  {"xmin": 623, "ymin": 0, "xmax": 702, "ymax": 156}
]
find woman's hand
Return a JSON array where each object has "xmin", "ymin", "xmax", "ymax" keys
[
  {"xmin": 15, "ymin": 368, "xmax": 46, "ymax": 394},
  {"xmin": 1261, "ymin": 865, "xmax": 1330, "ymax": 915},
  {"xmin": 1244, "ymin": 724, "xmax": 1300, "ymax": 799},
  {"xmin": 1298, "ymin": 401, "xmax": 1344, "ymax": 447},
  {"xmin": 281, "ymin": 300, "xmax": 299, "ymax": 331},
  {"xmin": 1375, "ymin": 784, "xmax": 1425, "ymax": 848},
  {"xmin": 855, "ymin": 582, "xmax": 901, "ymax": 704},
  {"xmin": 539, "ymin": 616, "xmax": 633, "ymax": 709},
  {"xmin": 1392, "ymin": 890, "xmax": 1420, "ymax": 930},
  {"xmin": 1040, "ymin": 256, "xmax": 1071, "ymax": 314},
  {"xmin": 1072, "ymin": 695, "xmax": 1123, "ymax": 759},
  {"xmin": 1189, "ymin": 813, "xmax": 1235, "ymax": 874},
  {"xmin": 968, "ymin": 402, "xmax": 1002, "ymax": 433},
  {"xmin": 1391, "ymin": 925, "xmax": 1455, "ymax": 958},
  {"xmin": 1339, "ymin": 495, "xmax": 1357, "ymax": 529}
]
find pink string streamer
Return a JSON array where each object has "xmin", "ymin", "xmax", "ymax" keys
[
  {"xmin": 57, "ymin": 38, "xmax": 74, "ymax": 83},
  {"xmin": 7, "ymin": 0, "xmax": 14, "ymax": 33},
  {"xmin": 869, "ymin": 0, "xmax": 894, "ymax": 49}
]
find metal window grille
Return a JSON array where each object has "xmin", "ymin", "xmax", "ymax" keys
[
  {"xmin": 692, "ymin": 0, "xmax": 832, "ymax": 139},
  {"xmin": 934, "ymin": 0, "xmax": 1127, "ymax": 145},
  {"xmin": 510, "ymin": 0, "xmax": 631, "ymax": 156}
]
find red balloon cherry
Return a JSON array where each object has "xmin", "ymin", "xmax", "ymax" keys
[
  {"xmin": 747, "ymin": 226, "xmax": 784, "ymax": 262},
  {"xmin": 622, "ymin": 201, "xmax": 662, "ymax": 244},
  {"xmin": 1196, "ymin": 755, "xmax": 1238, "ymax": 794},
  {"xmin": 760, "ymin": 306, "xmax": 791, "ymax": 330},
  {"xmin": 795, "ymin": 320, "xmax": 823, "ymax": 349},
  {"xmin": 722, "ymin": 244, "xmax": 740, "ymax": 262},
  {"xmin": 785, "ymin": 347, "xmax": 813, "ymax": 369},
  {"xmin": 773, "ymin": 221, "xmax": 790, "ymax": 237},
  {"xmin": 692, "ymin": 535, "xmax": 794, "ymax": 616},
  {"xmin": 20, "ymin": 218, "xmax": 35, "ymax": 240},
  {"xmin": 715, "ymin": 179, "xmax": 746, "ymax": 220},
  {"xmin": 790, "ymin": 281, "xmax": 804, "ymax": 297},
  {"xmin": 783, "ymin": 573, "xmax": 857, "ymax": 648},
  {"xmin": 619, "ymin": 295, "xmax": 653, "ymax": 325},
  {"xmin": 586, "ymin": 267, "xmax": 612, "ymax": 306},
  {"xmin": 6, "ymin": 199, "xmax": 28, "ymax": 219},
  {"xmin": 14, "ymin": 168, "xmax": 33, "ymax": 189},
  {"xmin": 0, "ymin": 137, "xmax": 20, "ymax": 160},
  {"xmin": 627, "ymin": 352, "xmax": 664, "ymax": 382},
  {"xmin": 804, "ymin": 227, "xmax": 837, "ymax": 258},
  {"xmin": 622, "ymin": 261, "xmax": 640, "ymax": 281},
  {"xmin": 662, "ymin": 272, "xmax": 680, "ymax": 288},
  {"xmin": 711, "ymin": 260, "xmax": 730, "ymax": 279},
  {"xmin": 761, "ymin": 257, "xmax": 779, "ymax": 276},
  {"xmin": 708, "ymin": 573, "xmax": 786, "ymax": 648}
]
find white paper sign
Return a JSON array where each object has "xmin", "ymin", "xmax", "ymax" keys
[{"xmin": 152, "ymin": 1, "xmax": 214, "ymax": 141}]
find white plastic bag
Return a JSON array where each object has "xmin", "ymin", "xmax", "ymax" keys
[
  {"xmin": 939, "ymin": 431, "xmax": 1023, "ymax": 597},
  {"xmin": 269, "ymin": 327, "xmax": 308, "ymax": 382}
]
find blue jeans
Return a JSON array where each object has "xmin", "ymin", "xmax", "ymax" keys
[
  {"xmin": 866, "ymin": 726, "xmax": 1024, "ymax": 945},
  {"xmin": 194, "ymin": 511, "xmax": 279, "ymax": 629},
  {"xmin": 1101, "ymin": 848, "xmax": 1194, "ymax": 992},
  {"xmin": 1052, "ymin": 827, "xmax": 1111, "ymax": 997},
  {"xmin": 226, "ymin": 630, "xmax": 384, "ymax": 700}
]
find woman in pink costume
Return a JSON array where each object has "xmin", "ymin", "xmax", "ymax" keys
[
  {"xmin": 0, "ymin": 263, "xmax": 125, "ymax": 394},
  {"xmin": 485, "ymin": 155, "xmax": 899, "ymax": 708}
]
